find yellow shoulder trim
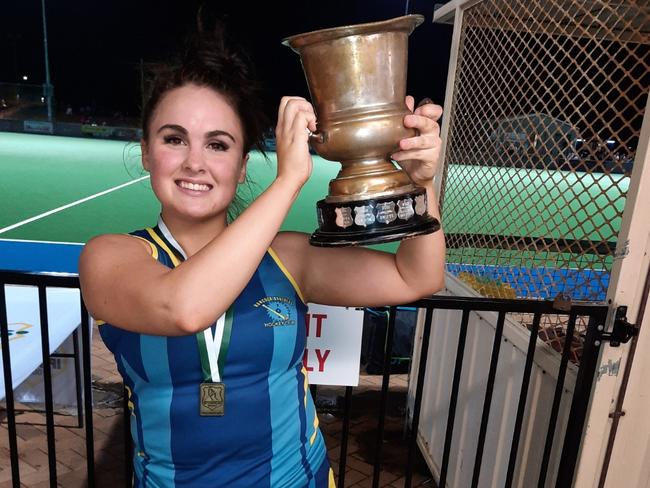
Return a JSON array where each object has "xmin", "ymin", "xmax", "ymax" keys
[
  {"xmin": 268, "ymin": 247, "xmax": 306, "ymax": 304},
  {"xmin": 145, "ymin": 228, "xmax": 180, "ymax": 267},
  {"xmin": 130, "ymin": 235, "xmax": 159, "ymax": 260}
]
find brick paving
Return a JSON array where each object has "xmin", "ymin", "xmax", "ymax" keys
[{"xmin": 1, "ymin": 325, "xmax": 434, "ymax": 487}]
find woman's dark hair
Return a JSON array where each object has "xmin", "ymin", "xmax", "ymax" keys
[{"xmin": 141, "ymin": 15, "xmax": 268, "ymax": 156}]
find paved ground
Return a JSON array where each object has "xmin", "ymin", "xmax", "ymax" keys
[{"xmin": 0, "ymin": 325, "xmax": 435, "ymax": 487}]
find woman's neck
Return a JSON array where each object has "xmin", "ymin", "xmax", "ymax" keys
[{"xmin": 159, "ymin": 212, "xmax": 227, "ymax": 258}]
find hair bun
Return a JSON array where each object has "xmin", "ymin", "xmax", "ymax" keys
[{"xmin": 140, "ymin": 9, "xmax": 268, "ymax": 155}]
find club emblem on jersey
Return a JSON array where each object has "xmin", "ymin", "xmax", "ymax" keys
[{"xmin": 254, "ymin": 296, "xmax": 296, "ymax": 327}]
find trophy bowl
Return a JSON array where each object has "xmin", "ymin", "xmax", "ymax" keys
[{"xmin": 283, "ymin": 15, "xmax": 441, "ymax": 247}]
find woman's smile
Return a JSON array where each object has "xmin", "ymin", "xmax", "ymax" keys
[{"xmin": 176, "ymin": 179, "xmax": 213, "ymax": 194}]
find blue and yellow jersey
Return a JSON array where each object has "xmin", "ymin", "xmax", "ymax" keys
[{"xmin": 98, "ymin": 223, "xmax": 334, "ymax": 487}]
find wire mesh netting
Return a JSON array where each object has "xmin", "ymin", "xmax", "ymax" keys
[{"xmin": 441, "ymin": 0, "xmax": 650, "ymax": 303}]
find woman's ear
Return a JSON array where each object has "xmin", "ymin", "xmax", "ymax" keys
[
  {"xmin": 141, "ymin": 139, "xmax": 150, "ymax": 172},
  {"xmin": 238, "ymin": 153, "xmax": 249, "ymax": 184}
]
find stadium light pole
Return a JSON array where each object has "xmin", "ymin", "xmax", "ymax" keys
[{"xmin": 41, "ymin": 0, "xmax": 53, "ymax": 122}]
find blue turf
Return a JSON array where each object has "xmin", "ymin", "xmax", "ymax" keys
[{"xmin": 0, "ymin": 240, "xmax": 82, "ymax": 274}]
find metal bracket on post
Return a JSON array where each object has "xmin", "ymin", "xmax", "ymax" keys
[{"xmin": 600, "ymin": 306, "xmax": 638, "ymax": 347}]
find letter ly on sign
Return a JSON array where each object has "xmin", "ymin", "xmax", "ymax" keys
[{"xmin": 303, "ymin": 348, "xmax": 331, "ymax": 372}]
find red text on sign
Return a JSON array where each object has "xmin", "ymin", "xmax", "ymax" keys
[
  {"xmin": 305, "ymin": 313, "xmax": 327, "ymax": 338},
  {"xmin": 303, "ymin": 348, "xmax": 331, "ymax": 372}
]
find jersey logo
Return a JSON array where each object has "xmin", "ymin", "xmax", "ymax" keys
[{"xmin": 254, "ymin": 296, "xmax": 296, "ymax": 327}]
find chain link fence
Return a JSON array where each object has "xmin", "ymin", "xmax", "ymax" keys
[{"xmin": 441, "ymin": 0, "xmax": 649, "ymax": 306}]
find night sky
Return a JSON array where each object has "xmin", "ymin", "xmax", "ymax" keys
[{"xmin": 1, "ymin": 0, "xmax": 454, "ymax": 124}]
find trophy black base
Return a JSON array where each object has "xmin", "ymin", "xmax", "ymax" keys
[{"xmin": 309, "ymin": 188, "xmax": 441, "ymax": 247}]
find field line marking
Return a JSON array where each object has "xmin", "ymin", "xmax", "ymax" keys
[
  {"xmin": 0, "ymin": 238, "xmax": 84, "ymax": 246},
  {"xmin": 0, "ymin": 175, "xmax": 150, "ymax": 235}
]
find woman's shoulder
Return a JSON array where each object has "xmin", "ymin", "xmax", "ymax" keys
[
  {"xmin": 271, "ymin": 231, "xmax": 310, "ymax": 258},
  {"xmin": 270, "ymin": 231, "xmax": 311, "ymax": 285},
  {"xmin": 81, "ymin": 232, "xmax": 154, "ymax": 265}
]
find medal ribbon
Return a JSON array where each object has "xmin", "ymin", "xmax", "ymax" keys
[
  {"xmin": 154, "ymin": 217, "xmax": 233, "ymax": 383},
  {"xmin": 196, "ymin": 308, "xmax": 234, "ymax": 382}
]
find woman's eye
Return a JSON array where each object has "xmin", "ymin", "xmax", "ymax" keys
[
  {"xmin": 208, "ymin": 141, "xmax": 228, "ymax": 152},
  {"xmin": 163, "ymin": 135, "xmax": 185, "ymax": 145}
]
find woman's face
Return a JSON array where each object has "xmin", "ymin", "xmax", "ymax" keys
[{"xmin": 142, "ymin": 83, "xmax": 248, "ymax": 224}]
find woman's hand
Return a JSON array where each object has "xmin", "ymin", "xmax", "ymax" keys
[
  {"xmin": 275, "ymin": 96, "xmax": 317, "ymax": 190},
  {"xmin": 391, "ymin": 96, "xmax": 443, "ymax": 186}
]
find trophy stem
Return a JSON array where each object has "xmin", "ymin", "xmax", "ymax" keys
[{"xmin": 327, "ymin": 158, "xmax": 416, "ymax": 203}]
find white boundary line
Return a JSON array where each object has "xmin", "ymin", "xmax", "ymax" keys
[
  {"xmin": 0, "ymin": 175, "xmax": 150, "ymax": 235},
  {"xmin": 0, "ymin": 238, "xmax": 84, "ymax": 246}
]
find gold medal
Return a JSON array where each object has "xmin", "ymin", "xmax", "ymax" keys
[{"xmin": 200, "ymin": 382, "xmax": 225, "ymax": 416}]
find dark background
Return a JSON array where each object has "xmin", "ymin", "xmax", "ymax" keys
[{"xmin": 1, "ymin": 0, "xmax": 454, "ymax": 126}]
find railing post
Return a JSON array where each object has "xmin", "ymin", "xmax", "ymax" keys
[
  {"xmin": 405, "ymin": 307, "xmax": 434, "ymax": 488},
  {"xmin": 555, "ymin": 311, "xmax": 608, "ymax": 487},
  {"xmin": 538, "ymin": 313, "xmax": 579, "ymax": 488},
  {"xmin": 337, "ymin": 386, "xmax": 353, "ymax": 488},
  {"xmin": 80, "ymin": 303, "xmax": 95, "ymax": 487},
  {"xmin": 37, "ymin": 284, "xmax": 57, "ymax": 488},
  {"xmin": 0, "ymin": 283, "xmax": 21, "ymax": 488},
  {"xmin": 439, "ymin": 308, "xmax": 471, "ymax": 488},
  {"xmin": 372, "ymin": 306, "xmax": 397, "ymax": 488}
]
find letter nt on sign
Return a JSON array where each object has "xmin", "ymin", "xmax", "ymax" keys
[{"xmin": 305, "ymin": 313, "xmax": 326, "ymax": 337}]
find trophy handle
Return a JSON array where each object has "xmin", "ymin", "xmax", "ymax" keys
[{"xmin": 309, "ymin": 131, "xmax": 327, "ymax": 145}]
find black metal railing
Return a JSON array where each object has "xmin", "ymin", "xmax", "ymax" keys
[
  {"xmin": 0, "ymin": 271, "xmax": 95, "ymax": 488},
  {"xmin": 1, "ymin": 271, "xmax": 609, "ymax": 488},
  {"xmin": 342, "ymin": 297, "xmax": 609, "ymax": 488}
]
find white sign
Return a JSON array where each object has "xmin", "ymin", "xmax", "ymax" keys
[
  {"xmin": 303, "ymin": 304, "xmax": 364, "ymax": 386},
  {"xmin": 1, "ymin": 286, "xmax": 85, "ymax": 406}
]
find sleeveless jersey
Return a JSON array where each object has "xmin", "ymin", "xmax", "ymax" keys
[{"xmin": 98, "ymin": 223, "xmax": 334, "ymax": 488}]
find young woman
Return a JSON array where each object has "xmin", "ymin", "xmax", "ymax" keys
[{"xmin": 79, "ymin": 25, "xmax": 445, "ymax": 488}]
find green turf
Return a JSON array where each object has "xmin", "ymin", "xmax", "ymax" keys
[
  {"xmin": 442, "ymin": 165, "xmax": 627, "ymax": 243},
  {"xmin": 0, "ymin": 133, "xmax": 149, "ymax": 229},
  {"xmin": 0, "ymin": 132, "xmax": 342, "ymax": 243},
  {"xmin": 2, "ymin": 132, "xmax": 628, "ymax": 260}
]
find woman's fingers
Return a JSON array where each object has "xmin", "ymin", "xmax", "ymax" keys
[
  {"xmin": 405, "ymin": 95, "xmax": 415, "ymax": 113},
  {"xmin": 392, "ymin": 149, "xmax": 435, "ymax": 163},
  {"xmin": 406, "ymin": 113, "xmax": 439, "ymax": 133},
  {"xmin": 290, "ymin": 109, "xmax": 317, "ymax": 137},
  {"xmin": 277, "ymin": 96, "xmax": 316, "ymax": 136},
  {"xmin": 414, "ymin": 102, "xmax": 443, "ymax": 122},
  {"xmin": 399, "ymin": 133, "xmax": 439, "ymax": 151},
  {"xmin": 274, "ymin": 96, "xmax": 316, "ymax": 187}
]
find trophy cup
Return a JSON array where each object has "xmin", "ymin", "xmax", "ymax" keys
[{"xmin": 283, "ymin": 15, "xmax": 441, "ymax": 247}]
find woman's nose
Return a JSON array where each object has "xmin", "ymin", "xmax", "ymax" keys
[{"xmin": 182, "ymin": 146, "xmax": 205, "ymax": 172}]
